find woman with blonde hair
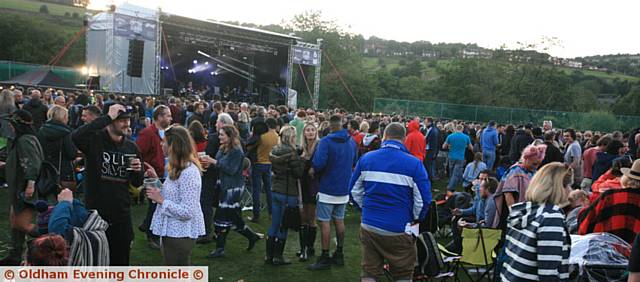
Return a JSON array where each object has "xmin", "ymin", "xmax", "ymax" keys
[
  {"xmin": 0, "ymin": 89, "xmax": 16, "ymax": 146},
  {"xmin": 265, "ymin": 125, "xmax": 304, "ymax": 265},
  {"xmin": 297, "ymin": 122, "xmax": 320, "ymax": 261},
  {"xmin": 145, "ymin": 125, "xmax": 205, "ymax": 265},
  {"xmin": 37, "ymin": 105, "xmax": 77, "ymax": 191},
  {"xmin": 500, "ymin": 162, "xmax": 571, "ymax": 281}
]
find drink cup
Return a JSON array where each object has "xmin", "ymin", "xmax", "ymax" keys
[{"xmin": 144, "ymin": 178, "xmax": 162, "ymax": 203}]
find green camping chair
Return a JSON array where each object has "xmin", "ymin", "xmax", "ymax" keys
[{"xmin": 443, "ymin": 226, "xmax": 502, "ymax": 282}]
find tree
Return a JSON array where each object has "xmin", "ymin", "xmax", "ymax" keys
[{"xmin": 39, "ymin": 5, "xmax": 49, "ymax": 14}]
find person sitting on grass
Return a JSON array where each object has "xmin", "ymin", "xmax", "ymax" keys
[{"xmin": 24, "ymin": 234, "xmax": 69, "ymax": 266}]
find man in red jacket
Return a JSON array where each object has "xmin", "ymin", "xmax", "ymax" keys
[
  {"xmin": 404, "ymin": 120, "xmax": 426, "ymax": 161},
  {"xmin": 136, "ymin": 105, "xmax": 171, "ymax": 249}
]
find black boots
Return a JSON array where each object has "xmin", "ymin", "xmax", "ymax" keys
[
  {"xmin": 307, "ymin": 226, "xmax": 317, "ymax": 256},
  {"xmin": 297, "ymin": 225, "xmax": 317, "ymax": 261},
  {"xmin": 206, "ymin": 231, "xmax": 228, "ymax": 258},
  {"xmin": 265, "ymin": 237, "xmax": 275, "ymax": 264},
  {"xmin": 237, "ymin": 226, "xmax": 260, "ymax": 251},
  {"xmin": 266, "ymin": 237, "xmax": 291, "ymax": 266},
  {"xmin": 271, "ymin": 238, "xmax": 291, "ymax": 266}
]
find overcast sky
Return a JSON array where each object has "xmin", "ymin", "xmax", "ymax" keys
[{"xmin": 89, "ymin": 0, "xmax": 639, "ymax": 58}]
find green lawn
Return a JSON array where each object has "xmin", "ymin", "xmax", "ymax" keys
[
  {"xmin": 0, "ymin": 0, "xmax": 85, "ymax": 17},
  {"xmin": 0, "ymin": 179, "xmax": 469, "ymax": 282}
]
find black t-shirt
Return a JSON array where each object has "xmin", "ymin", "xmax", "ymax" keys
[
  {"xmin": 630, "ymin": 234, "xmax": 640, "ymax": 272},
  {"xmin": 72, "ymin": 116, "xmax": 144, "ymax": 224}
]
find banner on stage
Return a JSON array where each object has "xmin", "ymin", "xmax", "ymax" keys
[
  {"xmin": 0, "ymin": 266, "xmax": 208, "ymax": 282},
  {"xmin": 292, "ymin": 47, "xmax": 320, "ymax": 66},
  {"xmin": 113, "ymin": 13, "xmax": 157, "ymax": 41}
]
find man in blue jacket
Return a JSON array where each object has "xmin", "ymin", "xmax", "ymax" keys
[
  {"xmin": 480, "ymin": 121, "xmax": 500, "ymax": 169},
  {"xmin": 350, "ymin": 123, "xmax": 432, "ymax": 281},
  {"xmin": 308, "ymin": 115, "xmax": 357, "ymax": 271}
]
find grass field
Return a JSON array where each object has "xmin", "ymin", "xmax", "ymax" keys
[
  {"xmin": 0, "ymin": 178, "xmax": 472, "ymax": 282},
  {"xmin": 0, "ymin": 0, "xmax": 85, "ymax": 17},
  {"xmin": 363, "ymin": 56, "xmax": 640, "ymax": 83}
]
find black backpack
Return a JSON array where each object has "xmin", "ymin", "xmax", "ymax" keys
[
  {"xmin": 415, "ymin": 232, "xmax": 445, "ymax": 277},
  {"xmin": 36, "ymin": 160, "xmax": 60, "ymax": 197}
]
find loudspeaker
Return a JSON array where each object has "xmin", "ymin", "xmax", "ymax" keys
[
  {"xmin": 86, "ymin": 76, "xmax": 100, "ymax": 90},
  {"xmin": 127, "ymin": 39, "xmax": 144, "ymax": 77}
]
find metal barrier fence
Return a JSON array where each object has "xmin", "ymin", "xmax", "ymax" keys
[
  {"xmin": 373, "ymin": 98, "xmax": 640, "ymax": 132},
  {"xmin": 0, "ymin": 60, "xmax": 84, "ymax": 85}
]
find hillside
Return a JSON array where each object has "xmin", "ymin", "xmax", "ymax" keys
[{"xmin": 0, "ymin": 0, "xmax": 85, "ymax": 17}]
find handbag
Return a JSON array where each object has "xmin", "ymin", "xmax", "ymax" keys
[{"xmin": 280, "ymin": 158, "xmax": 301, "ymax": 232}]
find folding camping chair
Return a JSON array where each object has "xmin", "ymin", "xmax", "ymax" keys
[{"xmin": 441, "ymin": 226, "xmax": 502, "ymax": 282}]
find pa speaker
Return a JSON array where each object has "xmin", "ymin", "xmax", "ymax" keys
[{"xmin": 127, "ymin": 39, "xmax": 144, "ymax": 78}]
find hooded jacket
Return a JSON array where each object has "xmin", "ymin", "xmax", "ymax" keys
[
  {"xmin": 312, "ymin": 129, "xmax": 357, "ymax": 201},
  {"xmin": 270, "ymin": 144, "xmax": 304, "ymax": 196},
  {"xmin": 480, "ymin": 125, "xmax": 499, "ymax": 152},
  {"xmin": 404, "ymin": 120, "xmax": 426, "ymax": 161},
  {"xmin": 351, "ymin": 140, "xmax": 431, "ymax": 233},
  {"xmin": 501, "ymin": 202, "xmax": 571, "ymax": 282},
  {"xmin": 37, "ymin": 120, "xmax": 77, "ymax": 181}
]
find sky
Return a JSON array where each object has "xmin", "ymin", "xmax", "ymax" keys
[{"xmin": 88, "ymin": 0, "xmax": 639, "ymax": 58}]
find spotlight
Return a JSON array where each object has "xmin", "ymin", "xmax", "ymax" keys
[
  {"xmin": 205, "ymin": 61, "xmax": 209, "ymax": 65},
  {"xmin": 243, "ymin": 57, "xmax": 247, "ymax": 60},
  {"xmin": 193, "ymin": 60, "xmax": 198, "ymax": 64},
  {"xmin": 210, "ymin": 72, "xmax": 214, "ymax": 75}
]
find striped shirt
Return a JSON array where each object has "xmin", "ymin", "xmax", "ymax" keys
[{"xmin": 500, "ymin": 202, "xmax": 571, "ymax": 282}]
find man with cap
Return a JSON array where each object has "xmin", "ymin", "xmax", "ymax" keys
[{"xmin": 72, "ymin": 103, "xmax": 144, "ymax": 265}]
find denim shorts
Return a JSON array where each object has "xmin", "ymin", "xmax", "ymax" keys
[{"xmin": 316, "ymin": 202, "xmax": 346, "ymax": 222}]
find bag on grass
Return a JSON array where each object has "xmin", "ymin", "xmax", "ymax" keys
[{"xmin": 415, "ymin": 232, "xmax": 445, "ymax": 277}]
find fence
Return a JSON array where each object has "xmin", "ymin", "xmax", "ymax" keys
[
  {"xmin": 0, "ymin": 60, "xmax": 84, "ymax": 85},
  {"xmin": 373, "ymin": 98, "xmax": 640, "ymax": 132}
]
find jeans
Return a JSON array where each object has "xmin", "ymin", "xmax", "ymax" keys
[
  {"xmin": 251, "ymin": 164, "xmax": 273, "ymax": 217},
  {"xmin": 424, "ymin": 150, "xmax": 438, "ymax": 181},
  {"xmin": 268, "ymin": 192, "xmax": 298, "ymax": 239},
  {"xmin": 483, "ymin": 150, "xmax": 496, "ymax": 170},
  {"xmin": 447, "ymin": 159, "xmax": 465, "ymax": 191},
  {"xmin": 105, "ymin": 216, "xmax": 134, "ymax": 266},
  {"xmin": 200, "ymin": 175, "xmax": 217, "ymax": 236}
]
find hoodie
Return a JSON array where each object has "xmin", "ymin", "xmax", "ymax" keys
[
  {"xmin": 509, "ymin": 129, "xmax": 534, "ymax": 162},
  {"xmin": 480, "ymin": 126, "xmax": 499, "ymax": 152},
  {"xmin": 312, "ymin": 129, "xmax": 357, "ymax": 203},
  {"xmin": 501, "ymin": 202, "xmax": 571, "ymax": 282},
  {"xmin": 404, "ymin": 120, "xmax": 426, "ymax": 161}
]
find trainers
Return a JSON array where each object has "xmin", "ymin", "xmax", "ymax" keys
[
  {"xmin": 307, "ymin": 254, "xmax": 332, "ymax": 271},
  {"xmin": 331, "ymin": 252, "xmax": 344, "ymax": 266}
]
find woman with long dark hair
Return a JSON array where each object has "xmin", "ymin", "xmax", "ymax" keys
[
  {"xmin": 145, "ymin": 125, "xmax": 205, "ymax": 265},
  {"xmin": 206, "ymin": 125, "xmax": 261, "ymax": 258},
  {"xmin": 297, "ymin": 123, "xmax": 320, "ymax": 261},
  {"xmin": 0, "ymin": 110, "xmax": 44, "ymax": 266}
]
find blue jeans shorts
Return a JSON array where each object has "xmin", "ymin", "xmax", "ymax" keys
[{"xmin": 316, "ymin": 202, "xmax": 346, "ymax": 222}]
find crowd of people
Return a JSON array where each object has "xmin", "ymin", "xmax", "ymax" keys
[{"xmin": 0, "ymin": 86, "xmax": 640, "ymax": 281}]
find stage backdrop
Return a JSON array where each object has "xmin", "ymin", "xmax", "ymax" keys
[{"xmin": 86, "ymin": 3, "xmax": 160, "ymax": 95}]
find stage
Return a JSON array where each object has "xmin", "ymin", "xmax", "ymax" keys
[{"xmin": 86, "ymin": 3, "xmax": 322, "ymax": 108}]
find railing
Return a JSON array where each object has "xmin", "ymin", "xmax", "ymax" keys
[{"xmin": 373, "ymin": 98, "xmax": 640, "ymax": 132}]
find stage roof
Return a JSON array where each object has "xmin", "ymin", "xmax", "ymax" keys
[{"xmin": 160, "ymin": 13, "xmax": 299, "ymax": 47}]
